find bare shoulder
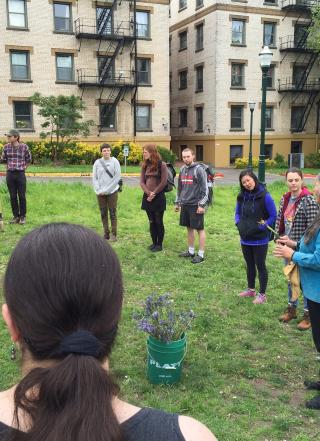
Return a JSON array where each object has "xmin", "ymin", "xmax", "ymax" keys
[
  {"xmin": 0, "ymin": 387, "xmax": 15, "ymax": 426},
  {"xmin": 178, "ymin": 415, "xmax": 218, "ymax": 441}
]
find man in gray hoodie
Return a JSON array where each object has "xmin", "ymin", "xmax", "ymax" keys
[
  {"xmin": 93, "ymin": 143, "xmax": 121, "ymax": 241},
  {"xmin": 175, "ymin": 148, "xmax": 208, "ymax": 264}
]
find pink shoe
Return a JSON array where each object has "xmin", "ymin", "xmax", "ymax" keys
[
  {"xmin": 253, "ymin": 293, "xmax": 267, "ymax": 304},
  {"xmin": 239, "ymin": 289, "xmax": 256, "ymax": 297}
]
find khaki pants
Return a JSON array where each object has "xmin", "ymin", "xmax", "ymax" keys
[{"xmin": 97, "ymin": 191, "xmax": 118, "ymax": 238}]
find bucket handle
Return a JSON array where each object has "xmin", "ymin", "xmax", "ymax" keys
[{"xmin": 147, "ymin": 342, "xmax": 187, "ymax": 370}]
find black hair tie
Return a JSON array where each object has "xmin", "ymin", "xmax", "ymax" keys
[{"xmin": 55, "ymin": 330, "xmax": 102, "ymax": 357}]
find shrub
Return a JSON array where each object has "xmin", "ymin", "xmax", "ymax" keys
[
  {"xmin": 274, "ymin": 153, "xmax": 287, "ymax": 168},
  {"xmin": 157, "ymin": 146, "xmax": 177, "ymax": 163},
  {"xmin": 305, "ymin": 152, "xmax": 320, "ymax": 168},
  {"xmin": 115, "ymin": 140, "xmax": 143, "ymax": 164},
  {"xmin": 235, "ymin": 157, "xmax": 276, "ymax": 169}
]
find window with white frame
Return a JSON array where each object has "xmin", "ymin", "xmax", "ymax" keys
[
  {"xmin": 7, "ymin": 0, "xmax": 27, "ymax": 28},
  {"xmin": 10, "ymin": 51, "xmax": 30, "ymax": 80},
  {"xmin": 263, "ymin": 22, "xmax": 276, "ymax": 47},
  {"xmin": 232, "ymin": 20, "xmax": 245, "ymax": 45},
  {"xmin": 53, "ymin": 2, "xmax": 72, "ymax": 32},
  {"xmin": 136, "ymin": 11, "xmax": 150, "ymax": 38},
  {"xmin": 56, "ymin": 54, "xmax": 74, "ymax": 82}
]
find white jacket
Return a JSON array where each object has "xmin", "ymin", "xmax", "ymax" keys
[{"xmin": 92, "ymin": 157, "xmax": 121, "ymax": 195}]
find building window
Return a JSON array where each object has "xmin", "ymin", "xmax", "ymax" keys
[
  {"xmin": 230, "ymin": 106, "xmax": 243, "ymax": 130},
  {"xmin": 136, "ymin": 11, "xmax": 150, "ymax": 38},
  {"xmin": 136, "ymin": 105, "xmax": 152, "ymax": 130},
  {"xmin": 266, "ymin": 65, "xmax": 275, "ymax": 89},
  {"xmin": 232, "ymin": 20, "xmax": 245, "ymax": 45},
  {"xmin": 100, "ymin": 104, "xmax": 116, "ymax": 130},
  {"xmin": 195, "ymin": 106, "xmax": 203, "ymax": 131},
  {"xmin": 96, "ymin": 7, "xmax": 112, "ymax": 35},
  {"xmin": 13, "ymin": 101, "xmax": 32, "ymax": 129},
  {"xmin": 265, "ymin": 144, "xmax": 273, "ymax": 159},
  {"xmin": 10, "ymin": 51, "xmax": 30, "ymax": 81},
  {"xmin": 179, "ymin": 0, "xmax": 187, "ymax": 10},
  {"xmin": 230, "ymin": 145, "xmax": 243, "ymax": 165},
  {"xmin": 294, "ymin": 24, "xmax": 308, "ymax": 47},
  {"xmin": 195, "ymin": 65, "xmax": 203, "ymax": 92},
  {"xmin": 195, "ymin": 23, "xmax": 204, "ymax": 51},
  {"xmin": 196, "ymin": 0, "xmax": 204, "ymax": 7},
  {"xmin": 137, "ymin": 58, "xmax": 151, "ymax": 85},
  {"xmin": 179, "ymin": 109, "xmax": 188, "ymax": 127},
  {"xmin": 263, "ymin": 22, "xmax": 276, "ymax": 47},
  {"xmin": 53, "ymin": 2, "xmax": 72, "ymax": 32},
  {"xmin": 7, "ymin": 0, "xmax": 27, "ymax": 28},
  {"xmin": 265, "ymin": 106, "xmax": 273, "ymax": 130},
  {"xmin": 291, "ymin": 106, "xmax": 305, "ymax": 131},
  {"xmin": 98, "ymin": 56, "xmax": 114, "ymax": 83},
  {"xmin": 56, "ymin": 54, "xmax": 74, "ymax": 82},
  {"xmin": 231, "ymin": 63, "xmax": 244, "ymax": 88},
  {"xmin": 179, "ymin": 70, "xmax": 188, "ymax": 89},
  {"xmin": 179, "ymin": 31, "xmax": 187, "ymax": 50},
  {"xmin": 196, "ymin": 145, "xmax": 203, "ymax": 161},
  {"xmin": 293, "ymin": 65, "xmax": 307, "ymax": 87}
]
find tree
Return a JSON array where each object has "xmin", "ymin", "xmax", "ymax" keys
[
  {"xmin": 308, "ymin": 6, "xmax": 320, "ymax": 52},
  {"xmin": 30, "ymin": 93, "xmax": 94, "ymax": 162}
]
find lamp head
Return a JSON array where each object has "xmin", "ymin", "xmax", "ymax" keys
[
  {"xmin": 249, "ymin": 101, "xmax": 256, "ymax": 111},
  {"xmin": 259, "ymin": 46, "xmax": 273, "ymax": 68}
]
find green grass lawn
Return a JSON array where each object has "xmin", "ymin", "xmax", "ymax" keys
[
  {"xmin": 0, "ymin": 164, "xmax": 141, "ymax": 174},
  {"xmin": 0, "ymin": 181, "xmax": 320, "ymax": 441}
]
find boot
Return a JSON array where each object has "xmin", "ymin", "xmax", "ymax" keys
[
  {"xmin": 304, "ymin": 380, "xmax": 320, "ymax": 390},
  {"xmin": 306, "ymin": 395, "xmax": 320, "ymax": 410},
  {"xmin": 279, "ymin": 305, "xmax": 297, "ymax": 322},
  {"xmin": 297, "ymin": 310, "xmax": 311, "ymax": 331}
]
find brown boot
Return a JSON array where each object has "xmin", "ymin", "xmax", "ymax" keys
[
  {"xmin": 279, "ymin": 305, "xmax": 297, "ymax": 322},
  {"xmin": 297, "ymin": 311, "xmax": 311, "ymax": 331}
]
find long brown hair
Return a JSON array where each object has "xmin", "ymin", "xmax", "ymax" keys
[
  {"xmin": 142, "ymin": 144, "xmax": 161, "ymax": 171},
  {"xmin": 4, "ymin": 223, "xmax": 123, "ymax": 441},
  {"xmin": 304, "ymin": 212, "xmax": 320, "ymax": 244}
]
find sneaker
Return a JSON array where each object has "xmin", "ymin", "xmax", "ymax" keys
[
  {"xmin": 304, "ymin": 380, "xmax": 320, "ymax": 391},
  {"xmin": 179, "ymin": 251, "xmax": 195, "ymax": 258},
  {"xmin": 279, "ymin": 305, "xmax": 297, "ymax": 322},
  {"xmin": 297, "ymin": 311, "xmax": 311, "ymax": 331},
  {"xmin": 191, "ymin": 255, "xmax": 204, "ymax": 264},
  {"xmin": 306, "ymin": 395, "xmax": 320, "ymax": 410},
  {"xmin": 253, "ymin": 293, "xmax": 267, "ymax": 304},
  {"xmin": 19, "ymin": 216, "xmax": 26, "ymax": 225},
  {"xmin": 239, "ymin": 289, "xmax": 256, "ymax": 298},
  {"xmin": 110, "ymin": 234, "xmax": 117, "ymax": 242},
  {"xmin": 151, "ymin": 245, "xmax": 162, "ymax": 252},
  {"xmin": 9, "ymin": 217, "xmax": 19, "ymax": 224}
]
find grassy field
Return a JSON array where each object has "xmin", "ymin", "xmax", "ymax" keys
[
  {"xmin": 0, "ymin": 164, "xmax": 140, "ymax": 174},
  {"xmin": 0, "ymin": 181, "xmax": 320, "ymax": 440}
]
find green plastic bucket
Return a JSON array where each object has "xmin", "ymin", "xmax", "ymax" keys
[{"xmin": 147, "ymin": 334, "xmax": 186, "ymax": 384}]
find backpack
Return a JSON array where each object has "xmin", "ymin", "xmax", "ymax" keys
[
  {"xmin": 158, "ymin": 161, "xmax": 176, "ymax": 192},
  {"xmin": 196, "ymin": 163, "xmax": 215, "ymax": 206}
]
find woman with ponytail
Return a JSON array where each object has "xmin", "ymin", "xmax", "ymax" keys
[{"xmin": 0, "ymin": 223, "xmax": 216, "ymax": 441}]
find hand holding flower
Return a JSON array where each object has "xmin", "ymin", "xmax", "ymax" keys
[{"xmin": 273, "ymin": 243, "xmax": 294, "ymax": 260}]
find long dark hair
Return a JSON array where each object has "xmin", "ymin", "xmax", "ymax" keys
[
  {"xmin": 238, "ymin": 169, "xmax": 259, "ymax": 192},
  {"xmin": 142, "ymin": 144, "xmax": 161, "ymax": 171},
  {"xmin": 4, "ymin": 223, "xmax": 123, "ymax": 441},
  {"xmin": 304, "ymin": 212, "xmax": 320, "ymax": 244}
]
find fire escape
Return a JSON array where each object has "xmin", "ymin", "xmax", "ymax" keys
[
  {"xmin": 278, "ymin": 0, "xmax": 320, "ymax": 132},
  {"xmin": 75, "ymin": 0, "xmax": 137, "ymax": 135}
]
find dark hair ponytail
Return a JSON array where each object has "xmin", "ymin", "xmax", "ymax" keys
[{"xmin": 4, "ymin": 223, "xmax": 123, "ymax": 441}]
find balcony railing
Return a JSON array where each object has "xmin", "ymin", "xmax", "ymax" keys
[
  {"xmin": 75, "ymin": 18, "xmax": 135, "ymax": 39},
  {"xmin": 281, "ymin": 0, "xmax": 320, "ymax": 10},
  {"xmin": 278, "ymin": 77, "xmax": 320, "ymax": 92},
  {"xmin": 279, "ymin": 35, "xmax": 313, "ymax": 51},
  {"xmin": 77, "ymin": 69, "xmax": 135, "ymax": 87}
]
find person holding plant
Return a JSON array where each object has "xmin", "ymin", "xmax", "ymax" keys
[
  {"xmin": 140, "ymin": 144, "xmax": 168, "ymax": 252},
  {"xmin": 0, "ymin": 223, "xmax": 217, "ymax": 441},
  {"xmin": 235, "ymin": 170, "xmax": 277, "ymax": 304},
  {"xmin": 92, "ymin": 143, "xmax": 121, "ymax": 242},
  {"xmin": 0, "ymin": 129, "xmax": 31, "ymax": 225},
  {"xmin": 275, "ymin": 167, "xmax": 319, "ymax": 329},
  {"xmin": 274, "ymin": 208, "xmax": 320, "ymax": 409}
]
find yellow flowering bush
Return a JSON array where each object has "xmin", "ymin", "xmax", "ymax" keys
[
  {"xmin": 235, "ymin": 157, "xmax": 276, "ymax": 169},
  {"xmin": 114, "ymin": 140, "xmax": 143, "ymax": 164}
]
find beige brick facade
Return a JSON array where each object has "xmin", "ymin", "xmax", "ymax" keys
[
  {"xmin": 170, "ymin": 0, "xmax": 320, "ymax": 166},
  {"xmin": 1, "ymin": 0, "xmax": 170, "ymax": 147}
]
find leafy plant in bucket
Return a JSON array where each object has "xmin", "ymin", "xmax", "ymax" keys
[{"xmin": 133, "ymin": 293, "xmax": 196, "ymax": 342}]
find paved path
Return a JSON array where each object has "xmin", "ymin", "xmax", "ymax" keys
[{"xmin": 0, "ymin": 168, "xmax": 316, "ymax": 186}]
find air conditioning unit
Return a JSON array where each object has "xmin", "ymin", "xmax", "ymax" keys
[{"xmin": 288, "ymin": 153, "xmax": 304, "ymax": 168}]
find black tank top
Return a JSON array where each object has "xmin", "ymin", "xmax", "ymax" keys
[{"xmin": 0, "ymin": 408, "xmax": 186, "ymax": 441}]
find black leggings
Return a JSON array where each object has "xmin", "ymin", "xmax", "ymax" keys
[
  {"xmin": 241, "ymin": 244, "xmax": 269, "ymax": 294},
  {"xmin": 146, "ymin": 210, "xmax": 165, "ymax": 246},
  {"xmin": 307, "ymin": 298, "xmax": 320, "ymax": 353}
]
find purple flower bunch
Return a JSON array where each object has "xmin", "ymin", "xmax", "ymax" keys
[{"xmin": 134, "ymin": 293, "xmax": 196, "ymax": 342}]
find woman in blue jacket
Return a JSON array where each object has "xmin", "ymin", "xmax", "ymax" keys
[
  {"xmin": 274, "ymin": 203, "xmax": 320, "ymax": 409},
  {"xmin": 235, "ymin": 170, "xmax": 277, "ymax": 304}
]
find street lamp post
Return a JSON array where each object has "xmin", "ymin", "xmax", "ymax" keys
[
  {"xmin": 258, "ymin": 46, "xmax": 273, "ymax": 185},
  {"xmin": 248, "ymin": 101, "xmax": 255, "ymax": 171}
]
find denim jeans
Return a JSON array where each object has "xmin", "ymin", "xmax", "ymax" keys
[{"xmin": 287, "ymin": 282, "xmax": 308, "ymax": 310}]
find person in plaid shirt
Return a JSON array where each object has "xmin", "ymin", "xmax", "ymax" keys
[
  {"xmin": 276, "ymin": 167, "xmax": 319, "ymax": 330},
  {"xmin": 0, "ymin": 129, "xmax": 31, "ymax": 224}
]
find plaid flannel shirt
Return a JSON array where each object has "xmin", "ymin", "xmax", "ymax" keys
[
  {"xmin": 275, "ymin": 194, "xmax": 319, "ymax": 241},
  {"xmin": 1, "ymin": 143, "xmax": 31, "ymax": 171}
]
